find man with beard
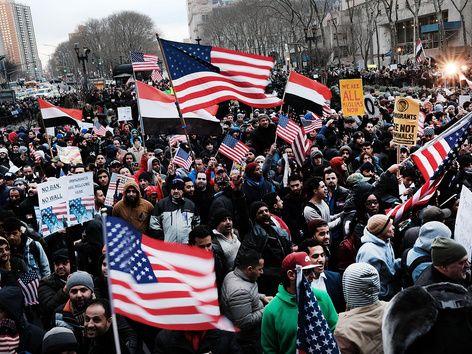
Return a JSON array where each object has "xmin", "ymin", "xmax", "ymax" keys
[
  {"xmin": 18, "ymin": 182, "xmax": 39, "ymax": 231},
  {"xmin": 211, "ymin": 209, "xmax": 241, "ymax": 270},
  {"xmin": 54, "ymin": 271, "xmax": 95, "ymax": 343},
  {"xmin": 241, "ymin": 201, "xmax": 292, "ymax": 296},
  {"xmin": 5, "ymin": 187, "xmax": 24, "ymax": 217},
  {"xmin": 193, "ymin": 172, "xmax": 213, "ymax": 224},
  {"xmin": 112, "ymin": 180, "xmax": 153, "ymax": 233},
  {"xmin": 149, "ymin": 178, "xmax": 200, "ymax": 244},
  {"xmin": 282, "ymin": 175, "xmax": 306, "ymax": 244},
  {"xmin": 182, "ymin": 177, "xmax": 195, "ymax": 199},
  {"xmin": 251, "ymin": 114, "xmax": 276, "ymax": 155},
  {"xmin": 22, "ymin": 165, "xmax": 39, "ymax": 183},
  {"xmin": 38, "ymin": 249, "xmax": 71, "ymax": 328}
]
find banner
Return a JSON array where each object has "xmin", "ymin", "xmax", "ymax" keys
[
  {"xmin": 392, "ymin": 97, "xmax": 419, "ymax": 146},
  {"xmin": 339, "ymin": 79, "xmax": 364, "ymax": 116},
  {"xmin": 364, "ymin": 94, "xmax": 380, "ymax": 118},
  {"xmin": 67, "ymin": 173, "xmax": 95, "ymax": 226},
  {"xmin": 105, "ymin": 173, "xmax": 133, "ymax": 207},
  {"xmin": 56, "ymin": 146, "xmax": 82, "ymax": 165},
  {"xmin": 455, "ymin": 185, "xmax": 472, "ymax": 256},
  {"xmin": 37, "ymin": 172, "xmax": 95, "ymax": 236},
  {"xmin": 118, "ymin": 106, "xmax": 132, "ymax": 121}
]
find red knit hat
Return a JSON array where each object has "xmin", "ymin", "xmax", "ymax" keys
[{"xmin": 330, "ymin": 156, "xmax": 345, "ymax": 170}]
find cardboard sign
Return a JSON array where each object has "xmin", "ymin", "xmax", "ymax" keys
[
  {"xmin": 57, "ymin": 146, "xmax": 82, "ymax": 165},
  {"xmin": 339, "ymin": 79, "xmax": 364, "ymax": 116},
  {"xmin": 118, "ymin": 106, "xmax": 132, "ymax": 121},
  {"xmin": 392, "ymin": 97, "xmax": 419, "ymax": 146},
  {"xmin": 455, "ymin": 185, "xmax": 472, "ymax": 256}
]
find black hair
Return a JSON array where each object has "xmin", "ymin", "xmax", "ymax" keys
[
  {"xmin": 288, "ymin": 174, "xmax": 302, "ymax": 183},
  {"xmin": 87, "ymin": 298, "xmax": 111, "ymax": 318},
  {"xmin": 262, "ymin": 192, "xmax": 278, "ymax": 212},
  {"xmin": 304, "ymin": 177, "xmax": 323, "ymax": 197},
  {"xmin": 298, "ymin": 238, "xmax": 325, "ymax": 255},
  {"xmin": 2, "ymin": 218, "xmax": 22, "ymax": 232},
  {"xmin": 188, "ymin": 225, "xmax": 214, "ymax": 245},
  {"xmin": 235, "ymin": 248, "xmax": 262, "ymax": 269}
]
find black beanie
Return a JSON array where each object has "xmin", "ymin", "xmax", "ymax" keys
[
  {"xmin": 210, "ymin": 208, "xmax": 233, "ymax": 228},
  {"xmin": 249, "ymin": 201, "xmax": 268, "ymax": 221}
]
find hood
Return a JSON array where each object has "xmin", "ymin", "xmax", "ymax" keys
[
  {"xmin": 275, "ymin": 283, "xmax": 296, "ymax": 307},
  {"xmin": 84, "ymin": 219, "xmax": 103, "ymax": 246},
  {"xmin": 147, "ymin": 157, "xmax": 157, "ymax": 173},
  {"xmin": 0, "ymin": 286, "xmax": 23, "ymax": 323},
  {"xmin": 361, "ymin": 227, "xmax": 387, "ymax": 246},
  {"xmin": 122, "ymin": 179, "xmax": 141, "ymax": 198},
  {"xmin": 414, "ymin": 221, "xmax": 452, "ymax": 252}
]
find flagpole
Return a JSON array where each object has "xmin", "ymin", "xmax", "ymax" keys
[
  {"xmin": 100, "ymin": 211, "xmax": 122, "ymax": 354},
  {"xmin": 129, "ymin": 52, "xmax": 147, "ymax": 141},
  {"xmin": 155, "ymin": 34, "xmax": 196, "ymax": 159},
  {"xmin": 38, "ymin": 107, "xmax": 55, "ymax": 158}
]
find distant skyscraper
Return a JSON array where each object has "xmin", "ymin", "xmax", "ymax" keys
[{"xmin": 0, "ymin": 0, "xmax": 42, "ymax": 79}]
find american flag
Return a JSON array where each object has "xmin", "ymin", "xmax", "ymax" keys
[
  {"xmin": 41, "ymin": 203, "xmax": 68, "ymax": 236},
  {"xmin": 218, "ymin": 135, "xmax": 250, "ymax": 163},
  {"xmin": 417, "ymin": 111, "xmax": 426, "ymax": 137},
  {"xmin": 160, "ymin": 39, "xmax": 282, "ymax": 113},
  {"xmin": 131, "ymin": 52, "xmax": 160, "ymax": 71},
  {"xmin": 277, "ymin": 115, "xmax": 300, "ymax": 144},
  {"xmin": 323, "ymin": 104, "xmax": 332, "ymax": 117},
  {"xmin": 411, "ymin": 115, "xmax": 472, "ymax": 181},
  {"xmin": 68, "ymin": 196, "xmax": 95, "ymax": 224},
  {"xmin": 0, "ymin": 333, "xmax": 19, "ymax": 353},
  {"xmin": 169, "ymin": 134, "xmax": 187, "ymax": 146},
  {"xmin": 173, "ymin": 146, "xmax": 193, "ymax": 170},
  {"xmin": 389, "ymin": 113, "xmax": 472, "ymax": 222},
  {"xmin": 296, "ymin": 270, "xmax": 339, "ymax": 354},
  {"xmin": 292, "ymin": 126, "xmax": 311, "ymax": 166},
  {"xmin": 56, "ymin": 146, "xmax": 83, "ymax": 165},
  {"xmin": 18, "ymin": 270, "xmax": 40, "ymax": 305},
  {"xmin": 93, "ymin": 121, "xmax": 107, "ymax": 136},
  {"xmin": 106, "ymin": 216, "xmax": 234, "ymax": 331},
  {"xmin": 301, "ymin": 112, "xmax": 324, "ymax": 134},
  {"xmin": 151, "ymin": 69, "xmax": 163, "ymax": 82}
]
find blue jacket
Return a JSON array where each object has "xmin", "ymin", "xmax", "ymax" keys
[
  {"xmin": 324, "ymin": 270, "xmax": 346, "ymax": 313},
  {"xmin": 356, "ymin": 228, "xmax": 400, "ymax": 300}
]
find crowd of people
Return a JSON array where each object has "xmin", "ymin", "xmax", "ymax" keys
[{"xmin": 0, "ymin": 75, "xmax": 471, "ymax": 354}]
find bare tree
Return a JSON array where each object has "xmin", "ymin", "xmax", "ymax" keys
[
  {"xmin": 450, "ymin": 0, "xmax": 470, "ymax": 47},
  {"xmin": 381, "ymin": 0, "xmax": 399, "ymax": 61}
]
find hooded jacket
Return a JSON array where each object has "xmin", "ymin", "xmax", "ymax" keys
[
  {"xmin": 356, "ymin": 228, "xmax": 401, "ymax": 301},
  {"xmin": 112, "ymin": 180, "xmax": 154, "ymax": 233}
]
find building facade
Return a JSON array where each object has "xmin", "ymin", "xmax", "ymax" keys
[{"xmin": 0, "ymin": 0, "xmax": 42, "ymax": 79}]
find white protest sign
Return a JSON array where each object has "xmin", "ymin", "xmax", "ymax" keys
[
  {"xmin": 118, "ymin": 106, "xmax": 132, "ymax": 121},
  {"xmin": 455, "ymin": 185, "xmax": 472, "ymax": 256},
  {"xmin": 459, "ymin": 95, "xmax": 471, "ymax": 108},
  {"xmin": 67, "ymin": 172, "xmax": 95, "ymax": 226},
  {"xmin": 105, "ymin": 173, "xmax": 133, "ymax": 207},
  {"xmin": 364, "ymin": 94, "xmax": 380, "ymax": 118},
  {"xmin": 37, "ymin": 177, "xmax": 68, "ymax": 236}
]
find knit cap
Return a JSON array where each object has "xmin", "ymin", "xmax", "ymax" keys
[
  {"xmin": 42, "ymin": 327, "xmax": 78, "ymax": 354},
  {"xmin": 431, "ymin": 237, "xmax": 467, "ymax": 266},
  {"xmin": 329, "ymin": 156, "xmax": 344, "ymax": 170},
  {"xmin": 249, "ymin": 201, "xmax": 268, "ymax": 221},
  {"xmin": 65, "ymin": 271, "xmax": 94, "ymax": 293},
  {"xmin": 367, "ymin": 214, "xmax": 392, "ymax": 237},
  {"xmin": 343, "ymin": 263, "xmax": 380, "ymax": 309}
]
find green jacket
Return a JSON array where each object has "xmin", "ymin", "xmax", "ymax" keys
[{"xmin": 261, "ymin": 283, "xmax": 338, "ymax": 354}]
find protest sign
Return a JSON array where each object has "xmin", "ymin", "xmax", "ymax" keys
[
  {"xmin": 392, "ymin": 97, "xmax": 419, "ymax": 146},
  {"xmin": 67, "ymin": 172, "xmax": 95, "ymax": 226},
  {"xmin": 105, "ymin": 173, "xmax": 133, "ymax": 207},
  {"xmin": 118, "ymin": 106, "xmax": 132, "ymax": 121},
  {"xmin": 57, "ymin": 146, "xmax": 82, "ymax": 165},
  {"xmin": 37, "ymin": 177, "xmax": 68, "ymax": 236},
  {"xmin": 455, "ymin": 186, "xmax": 472, "ymax": 256},
  {"xmin": 459, "ymin": 95, "xmax": 471, "ymax": 108},
  {"xmin": 339, "ymin": 79, "xmax": 364, "ymax": 116},
  {"xmin": 364, "ymin": 94, "xmax": 380, "ymax": 118}
]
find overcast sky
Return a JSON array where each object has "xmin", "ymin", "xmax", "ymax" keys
[{"xmin": 19, "ymin": 0, "xmax": 189, "ymax": 66}]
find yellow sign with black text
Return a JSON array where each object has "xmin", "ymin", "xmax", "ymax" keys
[
  {"xmin": 339, "ymin": 79, "xmax": 364, "ymax": 116},
  {"xmin": 393, "ymin": 97, "xmax": 419, "ymax": 146}
]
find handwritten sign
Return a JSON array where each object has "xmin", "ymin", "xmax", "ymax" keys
[
  {"xmin": 118, "ymin": 106, "xmax": 132, "ymax": 121},
  {"xmin": 340, "ymin": 79, "xmax": 364, "ymax": 116},
  {"xmin": 67, "ymin": 173, "xmax": 95, "ymax": 226},
  {"xmin": 455, "ymin": 186, "xmax": 472, "ymax": 256},
  {"xmin": 392, "ymin": 97, "xmax": 419, "ymax": 146}
]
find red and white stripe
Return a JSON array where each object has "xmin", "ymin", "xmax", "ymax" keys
[
  {"xmin": 411, "ymin": 134, "xmax": 452, "ymax": 181},
  {"xmin": 151, "ymin": 69, "xmax": 163, "ymax": 82},
  {"xmin": 110, "ymin": 235, "xmax": 234, "ymax": 331},
  {"xmin": 303, "ymin": 119, "xmax": 323, "ymax": 134},
  {"xmin": 0, "ymin": 334, "xmax": 20, "ymax": 353},
  {"xmin": 169, "ymin": 135, "xmax": 187, "ymax": 146},
  {"xmin": 93, "ymin": 123, "xmax": 107, "ymax": 136},
  {"xmin": 133, "ymin": 54, "xmax": 160, "ymax": 71},
  {"xmin": 291, "ymin": 126, "xmax": 311, "ymax": 166},
  {"xmin": 172, "ymin": 47, "xmax": 282, "ymax": 113},
  {"xmin": 387, "ymin": 175, "xmax": 443, "ymax": 223},
  {"xmin": 38, "ymin": 98, "xmax": 82, "ymax": 127},
  {"xmin": 276, "ymin": 117, "xmax": 300, "ymax": 144},
  {"xmin": 68, "ymin": 197, "xmax": 95, "ymax": 224}
]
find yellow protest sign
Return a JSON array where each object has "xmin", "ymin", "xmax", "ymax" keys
[
  {"xmin": 393, "ymin": 97, "xmax": 419, "ymax": 146},
  {"xmin": 340, "ymin": 79, "xmax": 364, "ymax": 116}
]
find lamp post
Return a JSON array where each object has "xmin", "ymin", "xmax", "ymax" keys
[
  {"xmin": 74, "ymin": 43, "xmax": 90, "ymax": 91},
  {"xmin": 304, "ymin": 25, "xmax": 318, "ymax": 70},
  {"xmin": 195, "ymin": 37, "xmax": 202, "ymax": 45},
  {"xmin": 397, "ymin": 47, "xmax": 403, "ymax": 65}
]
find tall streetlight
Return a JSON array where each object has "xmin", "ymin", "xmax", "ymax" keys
[
  {"xmin": 74, "ymin": 43, "xmax": 91, "ymax": 91},
  {"xmin": 304, "ymin": 25, "xmax": 318, "ymax": 70},
  {"xmin": 195, "ymin": 37, "xmax": 202, "ymax": 45}
]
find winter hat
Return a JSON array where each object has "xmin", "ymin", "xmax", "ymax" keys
[
  {"xmin": 339, "ymin": 145, "xmax": 352, "ymax": 154},
  {"xmin": 423, "ymin": 126, "xmax": 435, "ymax": 136},
  {"xmin": 0, "ymin": 147, "xmax": 8, "ymax": 155},
  {"xmin": 343, "ymin": 262, "xmax": 380, "ymax": 309},
  {"xmin": 420, "ymin": 206, "xmax": 451, "ymax": 223},
  {"xmin": 249, "ymin": 201, "xmax": 268, "ymax": 221},
  {"xmin": 415, "ymin": 222, "xmax": 452, "ymax": 252},
  {"xmin": 359, "ymin": 162, "xmax": 375, "ymax": 173},
  {"xmin": 434, "ymin": 103, "xmax": 444, "ymax": 113},
  {"xmin": 245, "ymin": 162, "xmax": 258, "ymax": 178},
  {"xmin": 311, "ymin": 150, "xmax": 323, "ymax": 159},
  {"xmin": 367, "ymin": 214, "xmax": 392, "ymax": 237},
  {"xmin": 431, "ymin": 237, "xmax": 467, "ymax": 266},
  {"xmin": 346, "ymin": 173, "xmax": 369, "ymax": 187},
  {"xmin": 210, "ymin": 208, "xmax": 232, "ymax": 228},
  {"xmin": 7, "ymin": 132, "xmax": 17, "ymax": 143},
  {"xmin": 42, "ymin": 327, "xmax": 78, "ymax": 354},
  {"xmin": 18, "ymin": 146, "xmax": 28, "ymax": 154},
  {"xmin": 65, "ymin": 271, "xmax": 94, "ymax": 293},
  {"xmin": 329, "ymin": 156, "xmax": 345, "ymax": 170}
]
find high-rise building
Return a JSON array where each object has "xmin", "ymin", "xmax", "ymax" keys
[{"xmin": 0, "ymin": 0, "xmax": 42, "ymax": 79}]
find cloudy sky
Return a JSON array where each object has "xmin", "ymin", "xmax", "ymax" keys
[{"xmin": 19, "ymin": 0, "xmax": 189, "ymax": 66}]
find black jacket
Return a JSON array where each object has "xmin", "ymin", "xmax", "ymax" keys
[{"xmin": 38, "ymin": 272, "xmax": 68, "ymax": 329}]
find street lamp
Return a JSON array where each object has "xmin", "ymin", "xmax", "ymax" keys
[
  {"xmin": 74, "ymin": 43, "xmax": 91, "ymax": 91},
  {"xmin": 397, "ymin": 47, "xmax": 403, "ymax": 64},
  {"xmin": 304, "ymin": 25, "xmax": 318, "ymax": 70},
  {"xmin": 195, "ymin": 37, "xmax": 202, "ymax": 45}
]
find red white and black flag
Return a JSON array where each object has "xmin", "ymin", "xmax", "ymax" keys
[
  {"xmin": 38, "ymin": 98, "xmax": 83, "ymax": 128},
  {"xmin": 415, "ymin": 38, "xmax": 425, "ymax": 63},
  {"xmin": 283, "ymin": 71, "xmax": 332, "ymax": 117}
]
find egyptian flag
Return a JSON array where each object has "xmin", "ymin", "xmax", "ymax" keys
[
  {"xmin": 415, "ymin": 38, "xmax": 425, "ymax": 63},
  {"xmin": 284, "ymin": 71, "xmax": 332, "ymax": 116},
  {"xmin": 136, "ymin": 80, "xmax": 222, "ymax": 135},
  {"xmin": 38, "ymin": 99, "xmax": 82, "ymax": 128}
]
